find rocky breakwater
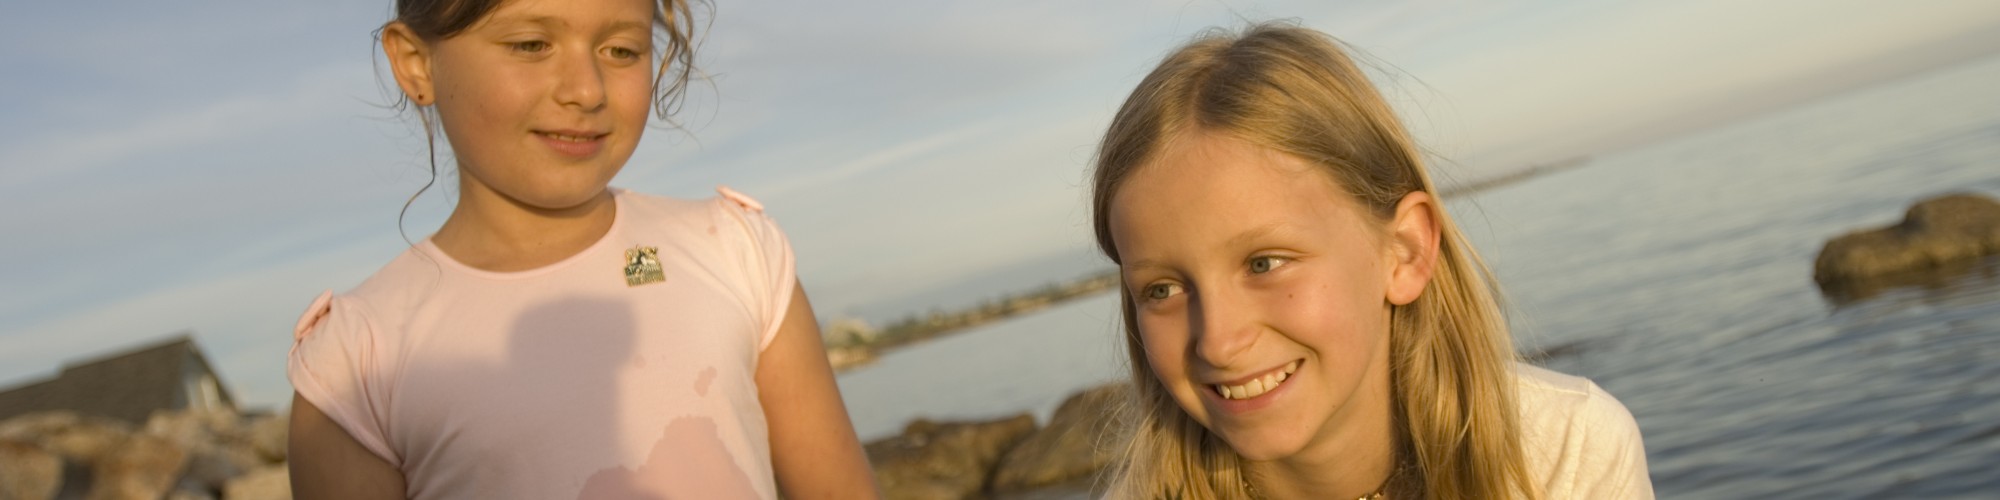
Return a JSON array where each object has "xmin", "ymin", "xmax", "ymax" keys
[
  {"xmin": 0, "ymin": 409, "xmax": 289, "ymax": 500},
  {"xmin": 866, "ymin": 382, "xmax": 1132, "ymax": 500},
  {"xmin": 1814, "ymin": 193, "xmax": 2000, "ymax": 299}
]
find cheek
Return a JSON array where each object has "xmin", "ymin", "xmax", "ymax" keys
[
  {"xmin": 1276, "ymin": 270, "xmax": 1387, "ymax": 355},
  {"xmin": 1134, "ymin": 317, "xmax": 1187, "ymax": 380},
  {"xmin": 611, "ymin": 70, "xmax": 656, "ymax": 115},
  {"xmin": 437, "ymin": 66, "xmax": 536, "ymax": 126},
  {"xmin": 1135, "ymin": 320, "xmax": 1214, "ymax": 422}
]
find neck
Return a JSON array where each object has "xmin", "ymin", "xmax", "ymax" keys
[
  {"xmin": 430, "ymin": 178, "xmax": 617, "ymax": 272},
  {"xmin": 1246, "ymin": 340, "xmax": 1399, "ymax": 499}
]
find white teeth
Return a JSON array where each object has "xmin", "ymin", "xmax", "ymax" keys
[{"xmin": 1214, "ymin": 362, "xmax": 1300, "ymax": 400}]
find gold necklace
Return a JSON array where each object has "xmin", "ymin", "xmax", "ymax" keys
[
  {"xmin": 1243, "ymin": 458, "xmax": 1403, "ymax": 500},
  {"xmin": 1243, "ymin": 475, "xmax": 1390, "ymax": 500}
]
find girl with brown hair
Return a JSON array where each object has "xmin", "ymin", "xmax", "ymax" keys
[{"xmin": 283, "ymin": 0, "xmax": 876, "ymax": 497}]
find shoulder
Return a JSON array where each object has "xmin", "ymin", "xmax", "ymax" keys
[
  {"xmin": 612, "ymin": 187, "xmax": 715, "ymax": 220},
  {"xmin": 1513, "ymin": 362, "xmax": 1641, "ymax": 448},
  {"xmin": 613, "ymin": 187, "xmax": 789, "ymax": 242},
  {"xmin": 1514, "ymin": 363, "xmax": 1608, "ymax": 413},
  {"xmin": 1513, "ymin": 363, "xmax": 1655, "ymax": 498}
]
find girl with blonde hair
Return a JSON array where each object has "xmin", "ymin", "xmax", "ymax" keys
[{"xmin": 1092, "ymin": 23, "xmax": 1653, "ymax": 499}]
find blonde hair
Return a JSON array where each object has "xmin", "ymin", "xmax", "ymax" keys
[{"xmin": 1090, "ymin": 23, "xmax": 1538, "ymax": 500}]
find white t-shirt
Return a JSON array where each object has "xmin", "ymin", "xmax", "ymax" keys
[{"xmin": 1516, "ymin": 363, "xmax": 1655, "ymax": 499}]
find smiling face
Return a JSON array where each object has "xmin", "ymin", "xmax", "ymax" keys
[
  {"xmin": 1107, "ymin": 129, "xmax": 1402, "ymax": 462},
  {"xmin": 389, "ymin": 0, "xmax": 658, "ymax": 210}
]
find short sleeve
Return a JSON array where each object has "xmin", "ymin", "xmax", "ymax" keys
[
  {"xmin": 287, "ymin": 290, "xmax": 401, "ymax": 466},
  {"xmin": 715, "ymin": 186, "xmax": 798, "ymax": 351},
  {"xmin": 1569, "ymin": 382, "xmax": 1655, "ymax": 499}
]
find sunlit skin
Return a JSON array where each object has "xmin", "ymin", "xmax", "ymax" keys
[
  {"xmin": 1107, "ymin": 130, "xmax": 1439, "ymax": 499},
  {"xmin": 388, "ymin": 0, "xmax": 657, "ymax": 272}
]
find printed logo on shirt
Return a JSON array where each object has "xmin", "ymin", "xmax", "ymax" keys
[{"xmin": 625, "ymin": 246, "xmax": 666, "ymax": 287}]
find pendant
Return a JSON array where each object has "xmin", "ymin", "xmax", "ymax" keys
[{"xmin": 624, "ymin": 245, "xmax": 665, "ymax": 286}]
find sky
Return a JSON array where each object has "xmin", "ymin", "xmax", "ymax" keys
[{"xmin": 3, "ymin": 0, "xmax": 1999, "ymax": 409}]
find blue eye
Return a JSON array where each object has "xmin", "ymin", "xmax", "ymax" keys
[
  {"xmin": 1250, "ymin": 256, "xmax": 1288, "ymax": 274},
  {"xmin": 1143, "ymin": 283, "xmax": 1183, "ymax": 301}
]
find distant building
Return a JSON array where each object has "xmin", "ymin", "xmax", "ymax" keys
[{"xmin": 0, "ymin": 334, "xmax": 235, "ymax": 425}]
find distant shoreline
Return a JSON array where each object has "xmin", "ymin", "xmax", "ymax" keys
[
  {"xmin": 1437, "ymin": 156, "xmax": 1591, "ymax": 199},
  {"xmin": 824, "ymin": 156, "xmax": 1593, "ymax": 371},
  {"xmin": 823, "ymin": 270, "xmax": 1120, "ymax": 371}
]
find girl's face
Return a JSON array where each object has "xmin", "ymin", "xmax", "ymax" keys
[
  {"xmin": 390, "ymin": 0, "xmax": 657, "ymax": 210},
  {"xmin": 1108, "ymin": 131, "xmax": 1420, "ymax": 462}
]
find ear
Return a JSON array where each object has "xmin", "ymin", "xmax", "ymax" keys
[
  {"xmin": 381, "ymin": 22, "xmax": 437, "ymax": 106},
  {"xmin": 1383, "ymin": 191, "xmax": 1441, "ymax": 306}
]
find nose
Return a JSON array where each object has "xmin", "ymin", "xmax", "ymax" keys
[
  {"xmin": 552, "ymin": 49, "xmax": 607, "ymax": 111},
  {"xmin": 1190, "ymin": 284, "xmax": 1258, "ymax": 369}
]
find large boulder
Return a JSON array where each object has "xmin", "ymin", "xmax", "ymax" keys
[
  {"xmin": 991, "ymin": 383, "xmax": 1131, "ymax": 491},
  {"xmin": 222, "ymin": 466, "xmax": 290, "ymax": 500},
  {"xmin": 0, "ymin": 412, "xmax": 135, "ymax": 465},
  {"xmin": 0, "ymin": 439, "xmax": 62, "ymax": 500},
  {"xmin": 145, "ymin": 409, "xmax": 265, "ymax": 493},
  {"xmin": 866, "ymin": 414, "xmax": 1038, "ymax": 500},
  {"xmin": 1815, "ymin": 193, "xmax": 2000, "ymax": 293},
  {"xmin": 244, "ymin": 415, "xmax": 288, "ymax": 465},
  {"xmin": 87, "ymin": 433, "xmax": 187, "ymax": 500}
]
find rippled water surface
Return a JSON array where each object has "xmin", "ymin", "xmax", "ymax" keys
[{"xmin": 838, "ymin": 54, "xmax": 2000, "ymax": 498}]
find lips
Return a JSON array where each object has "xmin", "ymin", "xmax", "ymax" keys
[
  {"xmin": 534, "ymin": 129, "xmax": 608, "ymax": 158},
  {"xmin": 1212, "ymin": 360, "xmax": 1302, "ymax": 400}
]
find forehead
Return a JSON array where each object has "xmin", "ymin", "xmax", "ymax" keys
[
  {"xmin": 1107, "ymin": 131, "xmax": 1375, "ymax": 259},
  {"xmin": 474, "ymin": 0, "xmax": 655, "ymax": 30}
]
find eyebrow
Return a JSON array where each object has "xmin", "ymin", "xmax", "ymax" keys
[
  {"xmin": 1119, "ymin": 222, "xmax": 1293, "ymax": 273},
  {"xmin": 1224, "ymin": 222, "xmax": 1287, "ymax": 250}
]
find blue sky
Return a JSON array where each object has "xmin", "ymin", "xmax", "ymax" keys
[{"xmin": 3, "ymin": 0, "xmax": 1998, "ymax": 408}]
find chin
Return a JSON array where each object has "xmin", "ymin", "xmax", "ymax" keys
[
  {"xmin": 506, "ymin": 176, "xmax": 617, "ymax": 209},
  {"xmin": 1214, "ymin": 423, "xmax": 1310, "ymax": 462}
]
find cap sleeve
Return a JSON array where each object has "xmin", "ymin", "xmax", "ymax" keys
[
  {"xmin": 287, "ymin": 290, "xmax": 401, "ymax": 466},
  {"xmin": 1572, "ymin": 381, "xmax": 1654, "ymax": 498},
  {"xmin": 715, "ymin": 186, "xmax": 797, "ymax": 351}
]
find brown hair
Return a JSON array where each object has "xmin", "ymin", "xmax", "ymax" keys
[
  {"xmin": 381, "ymin": 0, "xmax": 707, "ymax": 241},
  {"xmin": 387, "ymin": 0, "xmax": 705, "ymax": 119},
  {"xmin": 1091, "ymin": 22, "xmax": 1539, "ymax": 499}
]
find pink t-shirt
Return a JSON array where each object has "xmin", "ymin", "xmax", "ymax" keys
[{"xmin": 289, "ymin": 187, "xmax": 793, "ymax": 499}]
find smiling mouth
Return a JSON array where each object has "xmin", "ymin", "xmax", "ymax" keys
[
  {"xmin": 536, "ymin": 131, "xmax": 605, "ymax": 142},
  {"xmin": 1214, "ymin": 360, "xmax": 1302, "ymax": 400}
]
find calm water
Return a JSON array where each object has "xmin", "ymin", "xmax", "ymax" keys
[{"xmin": 837, "ymin": 54, "xmax": 2000, "ymax": 498}]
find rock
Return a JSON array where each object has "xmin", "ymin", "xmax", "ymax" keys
[
  {"xmin": 166, "ymin": 488, "xmax": 217, "ymax": 500},
  {"xmin": 86, "ymin": 434, "xmax": 187, "ymax": 500},
  {"xmin": 144, "ymin": 409, "xmax": 245, "ymax": 451},
  {"xmin": 178, "ymin": 446, "xmax": 261, "ymax": 495},
  {"xmin": 222, "ymin": 466, "xmax": 290, "ymax": 500},
  {"xmin": 1815, "ymin": 193, "xmax": 2000, "ymax": 292},
  {"xmin": 991, "ymin": 383, "xmax": 1131, "ymax": 491},
  {"xmin": 244, "ymin": 415, "xmax": 287, "ymax": 464},
  {"xmin": 0, "ymin": 412, "xmax": 135, "ymax": 466},
  {"xmin": 866, "ymin": 414, "xmax": 1038, "ymax": 500},
  {"xmin": 144, "ymin": 409, "xmax": 265, "ymax": 493},
  {"xmin": 0, "ymin": 439, "xmax": 62, "ymax": 500}
]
